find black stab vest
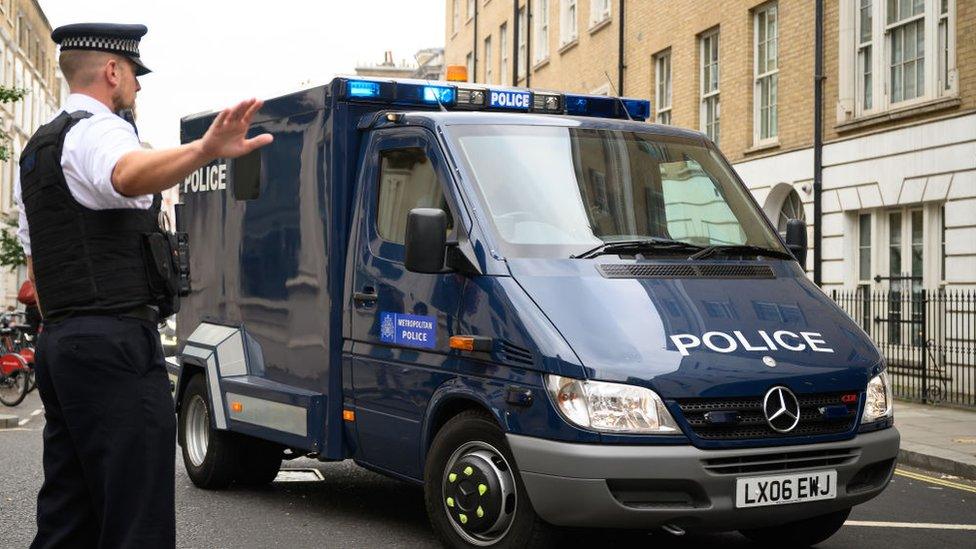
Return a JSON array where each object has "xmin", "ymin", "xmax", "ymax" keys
[{"xmin": 20, "ymin": 110, "xmax": 162, "ymax": 320}]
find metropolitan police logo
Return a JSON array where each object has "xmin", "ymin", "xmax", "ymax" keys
[
  {"xmin": 380, "ymin": 313, "xmax": 396, "ymax": 343},
  {"xmin": 763, "ymin": 386, "xmax": 801, "ymax": 433}
]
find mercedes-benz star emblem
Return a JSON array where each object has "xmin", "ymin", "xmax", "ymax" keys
[{"xmin": 763, "ymin": 386, "xmax": 801, "ymax": 433}]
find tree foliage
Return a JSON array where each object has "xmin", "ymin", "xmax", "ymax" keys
[
  {"xmin": 0, "ymin": 85, "xmax": 27, "ymax": 271},
  {"xmin": 0, "ymin": 85, "xmax": 27, "ymax": 161},
  {"xmin": 0, "ymin": 212, "xmax": 25, "ymax": 271}
]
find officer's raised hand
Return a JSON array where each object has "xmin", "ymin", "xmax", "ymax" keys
[
  {"xmin": 112, "ymin": 96, "xmax": 272, "ymax": 198},
  {"xmin": 198, "ymin": 98, "xmax": 273, "ymax": 160}
]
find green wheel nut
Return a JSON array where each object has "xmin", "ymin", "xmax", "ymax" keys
[
  {"xmin": 463, "ymin": 466, "xmax": 474, "ymax": 476},
  {"xmin": 478, "ymin": 483, "xmax": 487, "ymax": 496},
  {"xmin": 446, "ymin": 497, "xmax": 455, "ymax": 508},
  {"xmin": 459, "ymin": 513, "xmax": 468, "ymax": 524},
  {"xmin": 448, "ymin": 472, "xmax": 457, "ymax": 483},
  {"xmin": 476, "ymin": 506, "xmax": 484, "ymax": 518}
]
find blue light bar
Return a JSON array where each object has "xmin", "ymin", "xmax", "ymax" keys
[
  {"xmin": 347, "ymin": 80, "xmax": 381, "ymax": 98},
  {"xmin": 623, "ymin": 99, "xmax": 651, "ymax": 121},
  {"xmin": 422, "ymin": 85, "xmax": 456, "ymax": 105},
  {"xmin": 564, "ymin": 93, "xmax": 651, "ymax": 121},
  {"xmin": 565, "ymin": 95, "xmax": 589, "ymax": 116}
]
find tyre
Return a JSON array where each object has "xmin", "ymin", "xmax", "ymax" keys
[
  {"xmin": 739, "ymin": 507, "xmax": 851, "ymax": 547},
  {"xmin": 0, "ymin": 369, "xmax": 29, "ymax": 407},
  {"xmin": 235, "ymin": 435, "xmax": 283, "ymax": 485},
  {"xmin": 178, "ymin": 374, "xmax": 239, "ymax": 489},
  {"xmin": 424, "ymin": 409, "xmax": 556, "ymax": 549}
]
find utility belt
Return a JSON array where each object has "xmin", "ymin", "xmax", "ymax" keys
[{"xmin": 144, "ymin": 229, "xmax": 191, "ymax": 319}]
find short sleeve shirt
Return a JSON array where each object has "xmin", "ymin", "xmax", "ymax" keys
[{"xmin": 14, "ymin": 93, "xmax": 149, "ymax": 256}]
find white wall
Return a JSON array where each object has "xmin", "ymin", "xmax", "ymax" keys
[{"xmin": 734, "ymin": 112, "xmax": 976, "ymax": 291}]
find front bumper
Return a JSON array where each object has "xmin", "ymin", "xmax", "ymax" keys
[{"xmin": 508, "ymin": 427, "xmax": 899, "ymax": 531}]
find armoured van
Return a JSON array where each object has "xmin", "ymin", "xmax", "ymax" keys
[{"xmin": 173, "ymin": 76, "xmax": 899, "ymax": 548}]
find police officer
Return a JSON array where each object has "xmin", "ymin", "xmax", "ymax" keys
[{"xmin": 15, "ymin": 23, "xmax": 272, "ymax": 548}]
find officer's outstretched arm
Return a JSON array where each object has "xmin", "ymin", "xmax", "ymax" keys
[{"xmin": 112, "ymin": 98, "xmax": 273, "ymax": 197}]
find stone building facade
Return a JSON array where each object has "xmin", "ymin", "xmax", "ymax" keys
[
  {"xmin": 445, "ymin": 0, "xmax": 975, "ymax": 294},
  {"xmin": 0, "ymin": 0, "xmax": 64, "ymax": 306}
]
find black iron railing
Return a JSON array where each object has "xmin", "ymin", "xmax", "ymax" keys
[{"xmin": 832, "ymin": 285, "xmax": 976, "ymax": 408}]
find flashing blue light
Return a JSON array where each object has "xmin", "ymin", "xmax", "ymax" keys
[
  {"xmin": 422, "ymin": 86, "xmax": 456, "ymax": 105},
  {"xmin": 623, "ymin": 99, "xmax": 651, "ymax": 121},
  {"xmin": 565, "ymin": 96, "xmax": 589, "ymax": 115},
  {"xmin": 348, "ymin": 80, "xmax": 381, "ymax": 98}
]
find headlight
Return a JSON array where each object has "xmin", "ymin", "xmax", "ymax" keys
[
  {"xmin": 861, "ymin": 371, "xmax": 894, "ymax": 423},
  {"xmin": 544, "ymin": 375, "xmax": 679, "ymax": 434}
]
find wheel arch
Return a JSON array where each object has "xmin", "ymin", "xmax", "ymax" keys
[{"xmin": 421, "ymin": 381, "xmax": 505, "ymax": 466}]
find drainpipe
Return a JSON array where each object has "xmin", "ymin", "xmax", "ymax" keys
[
  {"xmin": 472, "ymin": 1, "xmax": 479, "ymax": 82},
  {"xmin": 526, "ymin": 0, "xmax": 532, "ymax": 87},
  {"xmin": 512, "ymin": 0, "xmax": 520, "ymax": 84},
  {"xmin": 617, "ymin": 0, "xmax": 625, "ymax": 95},
  {"xmin": 813, "ymin": 0, "xmax": 824, "ymax": 286}
]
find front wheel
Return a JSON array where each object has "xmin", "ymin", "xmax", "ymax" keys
[
  {"xmin": 424, "ymin": 410, "xmax": 556, "ymax": 549},
  {"xmin": 739, "ymin": 507, "xmax": 851, "ymax": 547},
  {"xmin": 0, "ymin": 369, "xmax": 29, "ymax": 407}
]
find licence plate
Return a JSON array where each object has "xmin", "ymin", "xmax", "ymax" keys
[{"xmin": 735, "ymin": 470, "xmax": 837, "ymax": 508}]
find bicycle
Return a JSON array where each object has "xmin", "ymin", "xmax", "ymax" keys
[
  {"xmin": 0, "ymin": 348, "xmax": 29, "ymax": 407},
  {"xmin": 0, "ymin": 312, "xmax": 35, "ymax": 405}
]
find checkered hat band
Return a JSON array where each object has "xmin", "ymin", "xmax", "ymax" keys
[{"xmin": 60, "ymin": 36, "xmax": 140, "ymax": 56}]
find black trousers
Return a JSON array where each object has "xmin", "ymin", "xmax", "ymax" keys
[{"xmin": 31, "ymin": 315, "xmax": 176, "ymax": 549}]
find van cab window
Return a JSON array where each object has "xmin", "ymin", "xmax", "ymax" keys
[
  {"xmin": 376, "ymin": 147, "xmax": 454, "ymax": 245},
  {"xmin": 448, "ymin": 125, "xmax": 785, "ymax": 259}
]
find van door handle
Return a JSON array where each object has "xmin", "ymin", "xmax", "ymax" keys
[{"xmin": 353, "ymin": 287, "xmax": 377, "ymax": 305}]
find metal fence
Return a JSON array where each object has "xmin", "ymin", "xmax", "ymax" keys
[{"xmin": 832, "ymin": 285, "xmax": 976, "ymax": 408}]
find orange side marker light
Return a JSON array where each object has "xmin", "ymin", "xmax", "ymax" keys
[{"xmin": 343, "ymin": 409, "xmax": 356, "ymax": 422}]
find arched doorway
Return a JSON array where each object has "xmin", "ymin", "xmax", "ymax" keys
[{"xmin": 763, "ymin": 183, "xmax": 806, "ymax": 238}]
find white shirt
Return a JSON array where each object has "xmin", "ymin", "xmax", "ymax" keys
[{"xmin": 14, "ymin": 93, "xmax": 149, "ymax": 256}]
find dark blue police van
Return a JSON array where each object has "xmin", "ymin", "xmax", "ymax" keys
[{"xmin": 172, "ymin": 76, "xmax": 899, "ymax": 548}]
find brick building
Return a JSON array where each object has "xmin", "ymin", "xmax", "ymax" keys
[
  {"xmin": 0, "ymin": 0, "xmax": 65, "ymax": 306},
  {"xmin": 445, "ymin": 0, "xmax": 975, "ymax": 294}
]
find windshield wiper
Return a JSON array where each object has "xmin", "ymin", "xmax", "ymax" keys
[
  {"xmin": 688, "ymin": 244, "xmax": 794, "ymax": 261},
  {"xmin": 571, "ymin": 238, "xmax": 706, "ymax": 259}
]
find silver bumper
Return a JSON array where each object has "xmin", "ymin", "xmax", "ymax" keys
[{"xmin": 508, "ymin": 428, "xmax": 899, "ymax": 531}]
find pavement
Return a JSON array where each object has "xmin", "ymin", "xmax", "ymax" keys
[{"xmin": 893, "ymin": 400, "xmax": 976, "ymax": 481}]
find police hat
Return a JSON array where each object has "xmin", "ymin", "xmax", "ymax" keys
[{"xmin": 51, "ymin": 23, "xmax": 151, "ymax": 76}]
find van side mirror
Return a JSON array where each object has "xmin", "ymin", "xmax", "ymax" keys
[
  {"xmin": 785, "ymin": 218, "xmax": 807, "ymax": 267},
  {"xmin": 405, "ymin": 208, "xmax": 447, "ymax": 273}
]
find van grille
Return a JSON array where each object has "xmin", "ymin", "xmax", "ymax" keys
[
  {"xmin": 675, "ymin": 392, "xmax": 859, "ymax": 441},
  {"xmin": 598, "ymin": 264, "xmax": 775, "ymax": 279},
  {"xmin": 702, "ymin": 448, "xmax": 860, "ymax": 475}
]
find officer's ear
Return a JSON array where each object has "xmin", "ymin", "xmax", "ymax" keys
[{"xmin": 105, "ymin": 58, "xmax": 121, "ymax": 87}]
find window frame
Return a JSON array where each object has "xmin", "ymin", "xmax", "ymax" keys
[
  {"xmin": 484, "ymin": 35, "xmax": 493, "ymax": 84},
  {"xmin": 589, "ymin": 0, "xmax": 611, "ymax": 29},
  {"xmin": 560, "ymin": 0, "xmax": 579, "ymax": 47},
  {"xmin": 858, "ymin": 212, "xmax": 873, "ymax": 282},
  {"xmin": 654, "ymin": 49, "xmax": 672, "ymax": 125},
  {"xmin": 466, "ymin": 0, "xmax": 475, "ymax": 22},
  {"xmin": 452, "ymin": 0, "xmax": 460, "ymax": 35},
  {"xmin": 499, "ymin": 22, "xmax": 509, "ymax": 86},
  {"xmin": 534, "ymin": 0, "xmax": 550, "ymax": 64},
  {"xmin": 518, "ymin": 6, "xmax": 527, "ymax": 80},
  {"xmin": 753, "ymin": 2, "xmax": 779, "ymax": 145},
  {"xmin": 699, "ymin": 29, "xmax": 721, "ymax": 145},
  {"xmin": 847, "ymin": 0, "xmax": 957, "ymax": 118}
]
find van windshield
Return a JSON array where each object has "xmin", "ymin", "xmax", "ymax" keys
[{"xmin": 447, "ymin": 124, "xmax": 787, "ymax": 259}]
